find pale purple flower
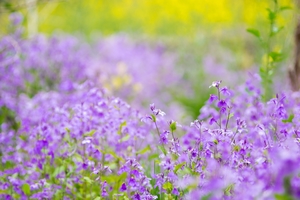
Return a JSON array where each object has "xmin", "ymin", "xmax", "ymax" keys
[{"xmin": 209, "ymin": 80, "xmax": 222, "ymax": 88}]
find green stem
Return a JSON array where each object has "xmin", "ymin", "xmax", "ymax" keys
[
  {"xmin": 154, "ymin": 121, "xmax": 167, "ymax": 154},
  {"xmin": 225, "ymin": 108, "xmax": 231, "ymax": 132},
  {"xmin": 217, "ymin": 88, "xmax": 222, "ymax": 129}
]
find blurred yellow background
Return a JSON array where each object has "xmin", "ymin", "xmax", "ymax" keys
[
  {"xmin": 0, "ymin": 0, "xmax": 294, "ymax": 37},
  {"xmin": 42, "ymin": 0, "xmax": 293, "ymax": 36}
]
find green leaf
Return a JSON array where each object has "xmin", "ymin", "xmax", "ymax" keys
[
  {"xmin": 83, "ymin": 176, "xmax": 93, "ymax": 184},
  {"xmin": 280, "ymin": 6, "xmax": 292, "ymax": 11},
  {"xmin": 65, "ymin": 127, "xmax": 70, "ymax": 133},
  {"xmin": 162, "ymin": 182, "xmax": 173, "ymax": 191},
  {"xmin": 170, "ymin": 121, "xmax": 177, "ymax": 131},
  {"xmin": 0, "ymin": 190, "xmax": 10, "ymax": 194},
  {"xmin": 119, "ymin": 134, "xmax": 131, "ymax": 142},
  {"xmin": 177, "ymin": 165, "xmax": 195, "ymax": 176},
  {"xmin": 94, "ymin": 197, "xmax": 101, "ymax": 200},
  {"xmin": 118, "ymin": 172, "xmax": 127, "ymax": 182},
  {"xmin": 1, "ymin": 161, "xmax": 15, "ymax": 170},
  {"xmin": 148, "ymin": 153, "xmax": 159, "ymax": 160},
  {"xmin": 172, "ymin": 153, "xmax": 179, "ymax": 161},
  {"xmin": 52, "ymin": 165, "xmax": 65, "ymax": 178},
  {"xmin": 158, "ymin": 145, "xmax": 167, "ymax": 155},
  {"xmin": 73, "ymin": 153, "xmax": 83, "ymax": 162},
  {"xmin": 269, "ymin": 51, "xmax": 283, "ymax": 62},
  {"xmin": 137, "ymin": 145, "xmax": 151, "ymax": 155},
  {"xmin": 19, "ymin": 134, "xmax": 28, "ymax": 141},
  {"xmin": 274, "ymin": 194, "xmax": 294, "ymax": 200},
  {"xmin": 283, "ymin": 176, "xmax": 292, "ymax": 194},
  {"xmin": 22, "ymin": 183, "xmax": 31, "ymax": 196},
  {"xmin": 266, "ymin": 8, "xmax": 277, "ymax": 22},
  {"xmin": 282, "ymin": 114, "xmax": 294, "ymax": 123},
  {"xmin": 118, "ymin": 121, "xmax": 127, "ymax": 135},
  {"xmin": 246, "ymin": 28, "xmax": 261, "ymax": 38},
  {"xmin": 154, "ymin": 159, "xmax": 161, "ymax": 165},
  {"xmin": 174, "ymin": 162, "xmax": 186, "ymax": 173},
  {"xmin": 100, "ymin": 148, "xmax": 125, "ymax": 162},
  {"xmin": 4, "ymin": 2, "xmax": 16, "ymax": 12},
  {"xmin": 224, "ymin": 184, "xmax": 234, "ymax": 196},
  {"xmin": 233, "ymin": 145, "xmax": 241, "ymax": 152},
  {"xmin": 83, "ymin": 129, "xmax": 96, "ymax": 137},
  {"xmin": 270, "ymin": 26, "xmax": 284, "ymax": 37},
  {"xmin": 201, "ymin": 194, "xmax": 212, "ymax": 200},
  {"xmin": 151, "ymin": 114, "xmax": 156, "ymax": 122}
]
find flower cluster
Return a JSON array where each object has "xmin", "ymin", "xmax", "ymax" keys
[
  {"xmin": 0, "ymin": 19, "xmax": 185, "ymax": 121},
  {"xmin": 1, "ymin": 16, "xmax": 300, "ymax": 200}
]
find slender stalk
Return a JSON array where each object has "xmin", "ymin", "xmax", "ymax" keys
[
  {"xmin": 231, "ymin": 128, "xmax": 239, "ymax": 143},
  {"xmin": 170, "ymin": 130, "xmax": 178, "ymax": 153},
  {"xmin": 217, "ymin": 88, "xmax": 222, "ymax": 129},
  {"xmin": 273, "ymin": 120, "xmax": 279, "ymax": 140},
  {"xmin": 154, "ymin": 121, "xmax": 167, "ymax": 154},
  {"xmin": 154, "ymin": 121, "xmax": 160, "ymax": 139},
  {"xmin": 225, "ymin": 108, "xmax": 231, "ymax": 132}
]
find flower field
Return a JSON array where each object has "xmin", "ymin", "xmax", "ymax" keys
[{"xmin": 1, "ymin": 1, "xmax": 300, "ymax": 200}]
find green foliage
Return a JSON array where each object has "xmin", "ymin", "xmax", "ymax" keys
[
  {"xmin": 151, "ymin": 114, "xmax": 157, "ymax": 123},
  {"xmin": 163, "ymin": 181, "xmax": 173, "ymax": 193},
  {"xmin": 247, "ymin": 0, "xmax": 291, "ymax": 101},
  {"xmin": 0, "ymin": 106, "xmax": 20, "ymax": 132},
  {"xmin": 274, "ymin": 194, "xmax": 294, "ymax": 200},
  {"xmin": 201, "ymin": 194, "xmax": 212, "ymax": 200},
  {"xmin": 224, "ymin": 184, "xmax": 234, "ymax": 196},
  {"xmin": 0, "ymin": 1, "xmax": 18, "ymax": 13},
  {"xmin": 0, "ymin": 161, "xmax": 15, "ymax": 171},
  {"xmin": 118, "ymin": 121, "xmax": 127, "ymax": 135},
  {"xmin": 174, "ymin": 162, "xmax": 186, "ymax": 173},
  {"xmin": 119, "ymin": 134, "xmax": 131, "ymax": 142},
  {"xmin": 170, "ymin": 121, "xmax": 177, "ymax": 132},
  {"xmin": 274, "ymin": 177, "xmax": 294, "ymax": 200},
  {"xmin": 282, "ymin": 114, "xmax": 294, "ymax": 123},
  {"xmin": 83, "ymin": 129, "xmax": 96, "ymax": 137},
  {"xmin": 137, "ymin": 145, "xmax": 152, "ymax": 155},
  {"xmin": 158, "ymin": 145, "xmax": 167, "ymax": 155},
  {"xmin": 246, "ymin": 28, "xmax": 261, "ymax": 39},
  {"xmin": 22, "ymin": 183, "xmax": 31, "ymax": 196}
]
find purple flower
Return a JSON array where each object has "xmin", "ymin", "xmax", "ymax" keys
[
  {"xmin": 209, "ymin": 117, "xmax": 217, "ymax": 125},
  {"xmin": 101, "ymin": 189, "xmax": 108, "ymax": 197},
  {"xmin": 236, "ymin": 118, "xmax": 246, "ymax": 129},
  {"xmin": 34, "ymin": 139, "xmax": 48, "ymax": 155},
  {"xmin": 220, "ymin": 87, "xmax": 231, "ymax": 96},
  {"xmin": 120, "ymin": 183, "xmax": 127, "ymax": 192},
  {"xmin": 217, "ymin": 100, "xmax": 227, "ymax": 108},
  {"xmin": 191, "ymin": 149, "xmax": 198, "ymax": 158},
  {"xmin": 160, "ymin": 131, "xmax": 169, "ymax": 144},
  {"xmin": 172, "ymin": 188, "xmax": 180, "ymax": 196},
  {"xmin": 220, "ymin": 106, "xmax": 227, "ymax": 114},
  {"xmin": 133, "ymin": 193, "xmax": 141, "ymax": 200},
  {"xmin": 10, "ymin": 13, "xmax": 23, "ymax": 25},
  {"xmin": 150, "ymin": 103, "xmax": 155, "ymax": 111},
  {"xmin": 129, "ymin": 177, "xmax": 136, "ymax": 187},
  {"xmin": 209, "ymin": 94, "xmax": 218, "ymax": 103},
  {"xmin": 118, "ymin": 165, "xmax": 130, "ymax": 174},
  {"xmin": 131, "ymin": 169, "xmax": 140, "ymax": 178}
]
